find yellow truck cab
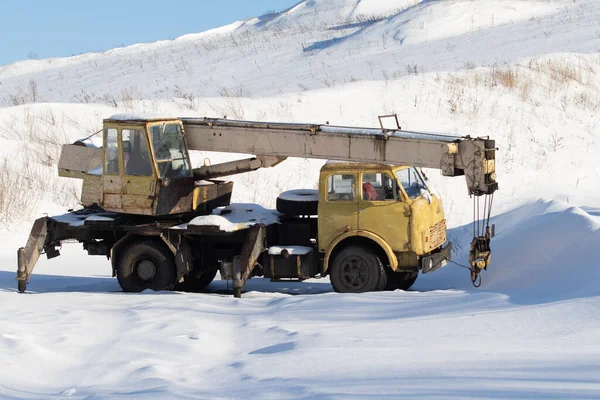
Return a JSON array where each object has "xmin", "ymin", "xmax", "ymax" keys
[{"xmin": 317, "ymin": 162, "xmax": 452, "ymax": 292}]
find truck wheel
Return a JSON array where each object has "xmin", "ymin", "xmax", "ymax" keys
[
  {"xmin": 175, "ymin": 268, "xmax": 218, "ymax": 292},
  {"xmin": 330, "ymin": 246, "xmax": 386, "ymax": 293},
  {"xmin": 385, "ymin": 269, "xmax": 418, "ymax": 291},
  {"xmin": 276, "ymin": 189, "xmax": 318, "ymax": 216},
  {"xmin": 116, "ymin": 240, "xmax": 176, "ymax": 292}
]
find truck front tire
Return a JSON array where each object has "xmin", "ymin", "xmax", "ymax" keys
[
  {"xmin": 116, "ymin": 240, "xmax": 177, "ymax": 292},
  {"xmin": 385, "ymin": 269, "xmax": 418, "ymax": 291},
  {"xmin": 330, "ymin": 246, "xmax": 386, "ymax": 293}
]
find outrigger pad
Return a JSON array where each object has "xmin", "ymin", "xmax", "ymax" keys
[{"xmin": 16, "ymin": 216, "xmax": 49, "ymax": 293}]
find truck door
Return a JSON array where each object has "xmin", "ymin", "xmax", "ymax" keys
[
  {"xmin": 121, "ymin": 128, "xmax": 157, "ymax": 215},
  {"xmin": 102, "ymin": 127, "xmax": 123, "ymax": 210},
  {"xmin": 358, "ymin": 171, "xmax": 410, "ymax": 252},
  {"xmin": 318, "ymin": 172, "xmax": 359, "ymax": 251}
]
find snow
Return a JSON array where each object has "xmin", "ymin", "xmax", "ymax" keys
[
  {"xmin": 51, "ymin": 211, "xmax": 115, "ymax": 227},
  {"xmin": 184, "ymin": 203, "xmax": 280, "ymax": 232},
  {"xmin": 87, "ymin": 165, "xmax": 102, "ymax": 176},
  {"xmin": 1, "ymin": 0, "xmax": 600, "ymax": 397},
  {"xmin": 268, "ymin": 245, "xmax": 314, "ymax": 256},
  {"xmin": 84, "ymin": 215, "xmax": 115, "ymax": 222},
  {"xmin": 107, "ymin": 113, "xmax": 177, "ymax": 121},
  {"xmin": 51, "ymin": 212, "xmax": 88, "ymax": 227}
]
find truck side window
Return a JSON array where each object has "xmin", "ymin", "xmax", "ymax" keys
[
  {"xmin": 104, "ymin": 128, "xmax": 119, "ymax": 175},
  {"xmin": 362, "ymin": 173, "xmax": 395, "ymax": 201},
  {"xmin": 122, "ymin": 129, "xmax": 153, "ymax": 176},
  {"xmin": 327, "ymin": 174, "xmax": 355, "ymax": 201}
]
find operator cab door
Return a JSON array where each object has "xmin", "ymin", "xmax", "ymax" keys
[
  {"xmin": 358, "ymin": 171, "xmax": 410, "ymax": 252},
  {"xmin": 102, "ymin": 127, "xmax": 123, "ymax": 210},
  {"xmin": 121, "ymin": 127, "xmax": 157, "ymax": 215},
  {"xmin": 318, "ymin": 172, "xmax": 359, "ymax": 251},
  {"xmin": 148, "ymin": 121, "xmax": 194, "ymax": 215}
]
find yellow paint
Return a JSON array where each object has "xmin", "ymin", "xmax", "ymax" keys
[
  {"xmin": 317, "ymin": 163, "xmax": 447, "ymax": 271},
  {"xmin": 323, "ymin": 230, "xmax": 398, "ymax": 272}
]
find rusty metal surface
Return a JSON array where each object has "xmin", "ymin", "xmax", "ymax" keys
[
  {"xmin": 16, "ymin": 217, "xmax": 49, "ymax": 289},
  {"xmin": 429, "ymin": 219, "xmax": 447, "ymax": 250},
  {"xmin": 156, "ymin": 178, "xmax": 195, "ymax": 215},
  {"xmin": 58, "ymin": 144, "xmax": 102, "ymax": 179},
  {"xmin": 232, "ymin": 225, "xmax": 266, "ymax": 297},
  {"xmin": 81, "ymin": 175, "xmax": 102, "ymax": 206},
  {"xmin": 192, "ymin": 181, "xmax": 233, "ymax": 214}
]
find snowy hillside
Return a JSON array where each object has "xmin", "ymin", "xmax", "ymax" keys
[{"xmin": 1, "ymin": 0, "xmax": 600, "ymax": 398}]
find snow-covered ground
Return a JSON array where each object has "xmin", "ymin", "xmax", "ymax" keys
[{"xmin": 1, "ymin": 0, "xmax": 600, "ymax": 398}]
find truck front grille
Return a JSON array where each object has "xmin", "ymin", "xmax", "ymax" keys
[{"xmin": 429, "ymin": 219, "xmax": 447, "ymax": 249}]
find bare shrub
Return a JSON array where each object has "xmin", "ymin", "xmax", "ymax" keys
[
  {"xmin": 8, "ymin": 87, "xmax": 28, "ymax": 106},
  {"xmin": 574, "ymin": 91, "xmax": 598, "ymax": 111},
  {"xmin": 0, "ymin": 158, "xmax": 43, "ymax": 227},
  {"xmin": 101, "ymin": 93, "xmax": 118, "ymax": 108},
  {"xmin": 213, "ymin": 86, "xmax": 250, "ymax": 119},
  {"xmin": 29, "ymin": 80, "xmax": 38, "ymax": 103},
  {"xmin": 121, "ymin": 86, "xmax": 142, "ymax": 111},
  {"xmin": 549, "ymin": 132, "xmax": 564, "ymax": 152},
  {"xmin": 172, "ymin": 85, "xmax": 197, "ymax": 111},
  {"xmin": 491, "ymin": 67, "xmax": 518, "ymax": 89},
  {"xmin": 519, "ymin": 81, "xmax": 532, "ymax": 102},
  {"xmin": 546, "ymin": 60, "xmax": 582, "ymax": 85},
  {"xmin": 406, "ymin": 64, "xmax": 419, "ymax": 75}
]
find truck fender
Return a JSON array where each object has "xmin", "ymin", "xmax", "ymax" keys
[{"xmin": 323, "ymin": 230, "xmax": 398, "ymax": 272}]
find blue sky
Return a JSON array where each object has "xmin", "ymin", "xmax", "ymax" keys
[{"xmin": 0, "ymin": 0, "xmax": 299, "ymax": 66}]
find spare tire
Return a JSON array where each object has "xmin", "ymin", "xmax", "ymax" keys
[{"xmin": 276, "ymin": 189, "xmax": 319, "ymax": 216}]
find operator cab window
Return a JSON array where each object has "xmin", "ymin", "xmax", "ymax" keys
[
  {"xmin": 104, "ymin": 128, "xmax": 119, "ymax": 175},
  {"xmin": 396, "ymin": 167, "xmax": 427, "ymax": 199},
  {"xmin": 122, "ymin": 129, "xmax": 153, "ymax": 177},
  {"xmin": 327, "ymin": 174, "xmax": 355, "ymax": 201},
  {"xmin": 362, "ymin": 173, "xmax": 396, "ymax": 201},
  {"xmin": 150, "ymin": 123, "xmax": 191, "ymax": 179}
]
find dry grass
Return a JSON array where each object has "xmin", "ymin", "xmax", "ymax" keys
[{"xmin": 0, "ymin": 108, "xmax": 84, "ymax": 227}]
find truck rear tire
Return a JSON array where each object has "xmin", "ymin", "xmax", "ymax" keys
[
  {"xmin": 276, "ymin": 189, "xmax": 318, "ymax": 216},
  {"xmin": 330, "ymin": 246, "xmax": 386, "ymax": 293},
  {"xmin": 385, "ymin": 269, "xmax": 418, "ymax": 291},
  {"xmin": 175, "ymin": 267, "xmax": 218, "ymax": 292},
  {"xmin": 116, "ymin": 239, "xmax": 177, "ymax": 292}
]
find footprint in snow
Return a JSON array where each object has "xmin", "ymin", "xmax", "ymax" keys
[
  {"xmin": 249, "ymin": 341, "xmax": 296, "ymax": 355},
  {"xmin": 60, "ymin": 388, "xmax": 77, "ymax": 397}
]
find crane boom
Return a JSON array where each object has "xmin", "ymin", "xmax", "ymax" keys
[{"xmin": 182, "ymin": 118, "xmax": 497, "ymax": 196}]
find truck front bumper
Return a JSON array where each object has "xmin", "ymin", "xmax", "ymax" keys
[{"xmin": 421, "ymin": 242, "xmax": 452, "ymax": 274}]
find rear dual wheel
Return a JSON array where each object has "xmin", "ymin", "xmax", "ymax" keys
[
  {"xmin": 174, "ymin": 267, "xmax": 218, "ymax": 292},
  {"xmin": 116, "ymin": 240, "xmax": 177, "ymax": 292}
]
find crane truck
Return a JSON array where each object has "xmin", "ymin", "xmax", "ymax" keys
[{"xmin": 16, "ymin": 114, "xmax": 497, "ymax": 297}]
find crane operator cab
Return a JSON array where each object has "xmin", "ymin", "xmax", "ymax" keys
[{"xmin": 59, "ymin": 115, "xmax": 233, "ymax": 216}]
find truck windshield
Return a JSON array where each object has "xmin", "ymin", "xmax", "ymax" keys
[
  {"xmin": 149, "ymin": 123, "xmax": 191, "ymax": 179},
  {"xmin": 396, "ymin": 167, "xmax": 427, "ymax": 199}
]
